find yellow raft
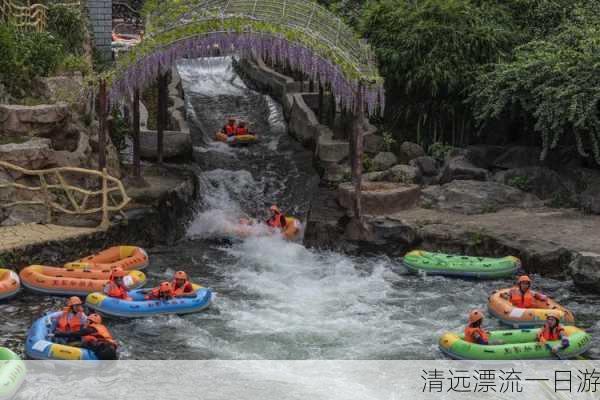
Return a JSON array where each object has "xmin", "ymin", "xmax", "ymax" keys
[{"xmin": 215, "ymin": 131, "xmax": 258, "ymax": 146}]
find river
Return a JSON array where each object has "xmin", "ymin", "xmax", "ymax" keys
[{"xmin": 1, "ymin": 57, "xmax": 598, "ymax": 360}]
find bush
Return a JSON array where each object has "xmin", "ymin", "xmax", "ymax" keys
[
  {"xmin": 47, "ymin": 4, "xmax": 86, "ymax": 55},
  {"xmin": 0, "ymin": 25, "xmax": 25, "ymax": 91},
  {"xmin": 58, "ymin": 54, "xmax": 92, "ymax": 75},
  {"xmin": 21, "ymin": 32, "xmax": 64, "ymax": 77}
]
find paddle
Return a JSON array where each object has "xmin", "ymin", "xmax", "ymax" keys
[{"xmin": 546, "ymin": 343, "xmax": 565, "ymax": 360}]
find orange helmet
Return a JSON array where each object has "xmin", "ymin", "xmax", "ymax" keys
[
  {"xmin": 468, "ymin": 309, "xmax": 484, "ymax": 324},
  {"xmin": 159, "ymin": 281, "xmax": 172, "ymax": 294},
  {"xmin": 88, "ymin": 313, "xmax": 102, "ymax": 324},
  {"xmin": 546, "ymin": 312, "xmax": 560, "ymax": 323},
  {"xmin": 518, "ymin": 275, "xmax": 531, "ymax": 284},
  {"xmin": 111, "ymin": 266, "xmax": 126, "ymax": 279},
  {"xmin": 67, "ymin": 296, "xmax": 82, "ymax": 307},
  {"xmin": 174, "ymin": 271, "xmax": 188, "ymax": 280},
  {"xmin": 270, "ymin": 205, "xmax": 280, "ymax": 214}
]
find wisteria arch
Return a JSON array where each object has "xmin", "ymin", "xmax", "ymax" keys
[{"xmin": 108, "ymin": 0, "xmax": 385, "ymax": 115}]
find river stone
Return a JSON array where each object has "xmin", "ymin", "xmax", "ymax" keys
[
  {"xmin": 387, "ymin": 164, "xmax": 422, "ymax": 184},
  {"xmin": 371, "ymin": 152, "xmax": 398, "ymax": 171},
  {"xmin": 322, "ymin": 162, "xmax": 351, "ymax": 184},
  {"xmin": 364, "ymin": 134, "xmax": 384, "ymax": 154},
  {"xmin": 363, "ymin": 171, "xmax": 388, "ymax": 182},
  {"xmin": 420, "ymin": 180, "xmax": 541, "ymax": 214},
  {"xmin": 338, "ymin": 182, "xmax": 420, "ymax": 215},
  {"xmin": 410, "ymin": 156, "xmax": 438, "ymax": 177},
  {"xmin": 0, "ymin": 103, "xmax": 69, "ymax": 136},
  {"xmin": 494, "ymin": 166, "xmax": 574, "ymax": 201},
  {"xmin": 569, "ymin": 252, "xmax": 600, "ymax": 293},
  {"xmin": 440, "ymin": 155, "xmax": 489, "ymax": 184},
  {"xmin": 398, "ymin": 141, "xmax": 425, "ymax": 163}
]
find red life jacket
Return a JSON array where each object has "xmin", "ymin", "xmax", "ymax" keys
[
  {"xmin": 464, "ymin": 326, "xmax": 489, "ymax": 344},
  {"xmin": 56, "ymin": 309, "xmax": 85, "ymax": 334},
  {"xmin": 144, "ymin": 287, "xmax": 174, "ymax": 300},
  {"xmin": 509, "ymin": 287, "xmax": 534, "ymax": 308},
  {"xmin": 266, "ymin": 213, "xmax": 285, "ymax": 228},
  {"xmin": 171, "ymin": 280, "xmax": 194, "ymax": 296},
  {"xmin": 104, "ymin": 281, "xmax": 131, "ymax": 301},
  {"xmin": 224, "ymin": 124, "xmax": 237, "ymax": 137},
  {"xmin": 538, "ymin": 324, "xmax": 565, "ymax": 342},
  {"xmin": 236, "ymin": 127, "xmax": 249, "ymax": 136},
  {"xmin": 82, "ymin": 323, "xmax": 117, "ymax": 347}
]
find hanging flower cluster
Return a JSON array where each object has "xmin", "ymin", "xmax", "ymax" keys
[{"xmin": 109, "ymin": 31, "xmax": 385, "ymax": 116}]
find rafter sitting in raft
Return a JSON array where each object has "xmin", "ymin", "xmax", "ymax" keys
[
  {"xmin": 50, "ymin": 296, "xmax": 87, "ymax": 343},
  {"xmin": 52, "ymin": 313, "xmax": 118, "ymax": 360},
  {"xmin": 538, "ymin": 314, "xmax": 570, "ymax": 354},
  {"xmin": 103, "ymin": 267, "xmax": 132, "ymax": 301},
  {"xmin": 172, "ymin": 271, "xmax": 196, "ymax": 298},
  {"xmin": 144, "ymin": 282, "xmax": 175, "ymax": 301},
  {"xmin": 502, "ymin": 275, "xmax": 548, "ymax": 308}
]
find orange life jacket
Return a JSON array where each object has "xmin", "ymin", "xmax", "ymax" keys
[
  {"xmin": 224, "ymin": 124, "xmax": 237, "ymax": 137},
  {"xmin": 509, "ymin": 287, "xmax": 534, "ymax": 308},
  {"xmin": 105, "ymin": 281, "xmax": 131, "ymax": 301},
  {"xmin": 56, "ymin": 309, "xmax": 85, "ymax": 334},
  {"xmin": 171, "ymin": 280, "xmax": 194, "ymax": 296},
  {"xmin": 235, "ymin": 127, "xmax": 249, "ymax": 136},
  {"xmin": 266, "ymin": 213, "xmax": 285, "ymax": 229},
  {"xmin": 538, "ymin": 324, "xmax": 565, "ymax": 342},
  {"xmin": 464, "ymin": 326, "xmax": 489, "ymax": 344},
  {"xmin": 145, "ymin": 287, "xmax": 174, "ymax": 300},
  {"xmin": 82, "ymin": 323, "xmax": 117, "ymax": 347}
]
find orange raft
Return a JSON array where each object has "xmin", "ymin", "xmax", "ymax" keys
[
  {"xmin": 229, "ymin": 217, "xmax": 301, "ymax": 240},
  {"xmin": 20, "ymin": 265, "xmax": 146, "ymax": 296},
  {"xmin": 488, "ymin": 288, "xmax": 575, "ymax": 328},
  {"xmin": 215, "ymin": 132, "xmax": 258, "ymax": 146},
  {"xmin": 0, "ymin": 268, "xmax": 20, "ymax": 300},
  {"xmin": 64, "ymin": 246, "xmax": 148, "ymax": 271}
]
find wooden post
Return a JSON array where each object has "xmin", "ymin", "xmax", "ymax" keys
[
  {"xmin": 98, "ymin": 79, "xmax": 107, "ymax": 171},
  {"xmin": 157, "ymin": 72, "xmax": 168, "ymax": 165},
  {"xmin": 351, "ymin": 81, "xmax": 365, "ymax": 222},
  {"xmin": 318, "ymin": 83, "xmax": 324, "ymax": 124},
  {"xmin": 100, "ymin": 167, "xmax": 110, "ymax": 230},
  {"xmin": 132, "ymin": 88, "xmax": 141, "ymax": 179}
]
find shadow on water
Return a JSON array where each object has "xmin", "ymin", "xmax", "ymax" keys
[{"xmin": 1, "ymin": 57, "xmax": 598, "ymax": 360}]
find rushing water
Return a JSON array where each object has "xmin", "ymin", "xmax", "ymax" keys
[{"xmin": 1, "ymin": 57, "xmax": 599, "ymax": 360}]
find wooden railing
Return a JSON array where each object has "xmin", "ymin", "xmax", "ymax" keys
[
  {"xmin": 0, "ymin": 0, "xmax": 80, "ymax": 32},
  {"xmin": 0, "ymin": 161, "xmax": 130, "ymax": 230}
]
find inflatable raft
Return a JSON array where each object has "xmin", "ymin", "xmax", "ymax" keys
[
  {"xmin": 0, "ymin": 347, "xmax": 26, "ymax": 400},
  {"xmin": 228, "ymin": 217, "xmax": 301, "ymax": 241},
  {"xmin": 439, "ymin": 326, "xmax": 591, "ymax": 360},
  {"xmin": 85, "ymin": 284, "xmax": 213, "ymax": 318},
  {"xmin": 25, "ymin": 311, "xmax": 99, "ymax": 360},
  {"xmin": 402, "ymin": 250, "xmax": 521, "ymax": 279},
  {"xmin": 20, "ymin": 265, "xmax": 146, "ymax": 296},
  {"xmin": 65, "ymin": 246, "xmax": 148, "ymax": 271},
  {"xmin": 215, "ymin": 131, "xmax": 258, "ymax": 146},
  {"xmin": 488, "ymin": 288, "xmax": 575, "ymax": 328},
  {"xmin": 0, "ymin": 268, "xmax": 20, "ymax": 300}
]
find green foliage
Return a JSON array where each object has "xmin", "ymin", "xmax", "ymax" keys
[
  {"xmin": 428, "ymin": 142, "xmax": 455, "ymax": 161},
  {"xmin": 362, "ymin": 154, "xmax": 374, "ymax": 172},
  {"xmin": 21, "ymin": 31, "xmax": 64, "ymax": 77},
  {"xmin": 0, "ymin": 25, "xmax": 21, "ymax": 90},
  {"xmin": 470, "ymin": 3, "xmax": 600, "ymax": 163},
  {"xmin": 361, "ymin": 0, "xmax": 516, "ymax": 148},
  {"xmin": 507, "ymin": 176, "xmax": 531, "ymax": 192},
  {"xmin": 58, "ymin": 54, "xmax": 92, "ymax": 75},
  {"xmin": 110, "ymin": 108, "xmax": 130, "ymax": 152},
  {"xmin": 381, "ymin": 131, "xmax": 396, "ymax": 152},
  {"xmin": 47, "ymin": 4, "xmax": 86, "ymax": 55}
]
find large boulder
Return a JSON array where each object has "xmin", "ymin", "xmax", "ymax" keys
[
  {"xmin": 338, "ymin": 182, "xmax": 421, "ymax": 215},
  {"xmin": 364, "ymin": 134, "xmax": 384, "ymax": 154},
  {"xmin": 410, "ymin": 156, "xmax": 438, "ymax": 177},
  {"xmin": 398, "ymin": 141, "xmax": 425, "ymax": 163},
  {"xmin": 0, "ymin": 138, "xmax": 53, "ymax": 178},
  {"xmin": 493, "ymin": 146, "xmax": 542, "ymax": 170},
  {"xmin": 371, "ymin": 152, "xmax": 398, "ymax": 171},
  {"xmin": 35, "ymin": 75, "xmax": 87, "ymax": 113},
  {"xmin": 569, "ymin": 252, "xmax": 600, "ymax": 293},
  {"xmin": 494, "ymin": 167, "xmax": 575, "ymax": 202},
  {"xmin": 0, "ymin": 103, "xmax": 70, "ymax": 136},
  {"xmin": 464, "ymin": 145, "xmax": 506, "ymax": 169},
  {"xmin": 139, "ymin": 130, "xmax": 192, "ymax": 160},
  {"xmin": 421, "ymin": 180, "xmax": 542, "ymax": 214},
  {"xmin": 322, "ymin": 162, "xmax": 350, "ymax": 184},
  {"xmin": 387, "ymin": 164, "xmax": 422, "ymax": 184},
  {"xmin": 440, "ymin": 155, "xmax": 489, "ymax": 184}
]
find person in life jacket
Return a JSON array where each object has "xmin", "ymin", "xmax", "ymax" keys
[
  {"xmin": 222, "ymin": 118, "xmax": 237, "ymax": 137},
  {"xmin": 235, "ymin": 121, "xmax": 251, "ymax": 136},
  {"xmin": 103, "ymin": 266, "xmax": 132, "ymax": 301},
  {"xmin": 464, "ymin": 309, "xmax": 490, "ymax": 345},
  {"xmin": 144, "ymin": 281, "xmax": 175, "ymax": 301},
  {"xmin": 50, "ymin": 296, "xmax": 88, "ymax": 343},
  {"xmin": 54, "ymin": 313, "xmax": 118, "ymax": 360},
  {"xmin": 502, "ymin": 275, "xmax": 548, "ymax": 308},
  {"xmin": 537, "ymin": 314, "xmax": 570, "ymax": 353},
  {"xmin": 172, "ymin": 271, "xmax": 195, "ymax": 298},
  {"xmin": 265, "ymin": 205, "xmax": 287, "ymax": 230}
]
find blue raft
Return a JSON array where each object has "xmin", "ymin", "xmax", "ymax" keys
[
  {"xmin": 85, "ymin": 285, "xmax": 213, "ymax": 318},
  {"xmin": 25, "ymin": 311, "xmax": 98, "ymax": 360}
]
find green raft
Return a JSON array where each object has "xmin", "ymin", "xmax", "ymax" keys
[
  {"xmin": 402, "ymin": 250, "xmax": 521, "ymax": 279},
  {"xmin": 439, "ymin": 326, "xmax": 592, "ymax": 360},
  {"xmin": 0, "ymin": 347, "xmax": 26, "ymax": 400}
]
